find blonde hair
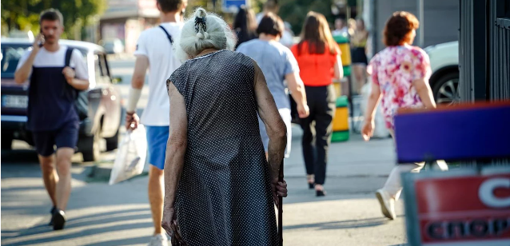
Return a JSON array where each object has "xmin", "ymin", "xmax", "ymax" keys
[{"xmin": 174, "ymin": 8, "xmax": 237, "ymax": 62}]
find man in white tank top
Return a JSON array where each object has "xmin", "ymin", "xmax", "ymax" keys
[{"xmin": 124, "ymin": 1, "xmax": 186, "ymax": 245}]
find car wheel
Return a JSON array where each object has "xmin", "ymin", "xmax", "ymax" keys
[
  {"xmin": 432, "ymin": 72, "xmax": 460, "ymax": 105},
  {"xmin": 2, "ymin": 132, "xmax": 13, "ymax": 150},
  {"xmin": 82, "ymin": 127, "xmax": 101, "ymax": 162},
  {"xmin": 105, "ymin": 128, "xmax": 119, "ymax": 152}
]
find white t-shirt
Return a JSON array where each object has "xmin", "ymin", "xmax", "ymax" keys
[
  {"xmin": 134, "ymin": 22, "xmax": 183, "ymax": 126},
  {"xmin": 17, "ymin": 45, "xmax": 88, "ymax": 80}
]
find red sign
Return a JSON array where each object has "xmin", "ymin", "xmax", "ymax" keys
[{"xmin": 415, "ymin": 173, "xmax": 510, "ymax": 245}]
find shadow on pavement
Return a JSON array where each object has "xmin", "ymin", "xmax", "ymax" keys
[
  {"xmin": 1, "ymin": 208, "xmax": 152, "ymax": 246},
  {"xmin": 283, "ymin": 217, "xmax": 390, "ymax": 231},
  {"xmin": 83, "ymin": 236, "xmax": 152, "ymax": 246}
]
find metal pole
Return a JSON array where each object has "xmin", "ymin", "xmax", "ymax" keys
[
  {"xmin": 278, "ymin": 159, "xmax": 284, "ymax": 245},
  {"xmin": 417, "ymin": 0, "xmax": 425, "ymax": 47}
]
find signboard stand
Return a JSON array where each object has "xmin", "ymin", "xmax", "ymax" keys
[{"xmin": 395, "ymin": 102, "xmax": 510, "ymax": 246}]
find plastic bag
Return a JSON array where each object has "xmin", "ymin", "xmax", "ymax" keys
[
  {"xmin": 360, "ymin": 82, "xmax": 391, "ymax": 138},
  {"xmin": 109, "ymin": 126, "xmax": 147, "ymax": 185}
]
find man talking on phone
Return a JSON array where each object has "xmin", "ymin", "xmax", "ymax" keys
[{"xmin": 14, "ymin": 9, "xmax": 89, "ymax": 231}]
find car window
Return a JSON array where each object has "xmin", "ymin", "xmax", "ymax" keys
[
  {"xmin": 95, "ymin": 54, "xmax": 110, "ymax": 84},
  {"xmin": 1, "ymin": 44, "xmax": 31, "ymax": 78}
]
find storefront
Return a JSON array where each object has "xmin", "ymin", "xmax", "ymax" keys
[{"xmin": 99, "ymin": 0, "xmax": 159, "ymax": 53}]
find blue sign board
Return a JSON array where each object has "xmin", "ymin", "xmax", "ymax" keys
[{"xmin": 222, "ymin": 0, "xmax": 248, "ymax": 12}]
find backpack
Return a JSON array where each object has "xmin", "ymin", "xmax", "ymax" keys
[{"xmin": 63, "ymin": 47, "xmax": 89, "ymax": 121}]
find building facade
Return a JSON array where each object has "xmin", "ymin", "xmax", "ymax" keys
[{"xmin": 99, "ymin": 0, "xmax": 160, "ymax": 53}]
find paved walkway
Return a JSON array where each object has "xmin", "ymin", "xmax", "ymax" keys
[{"xmin": 1, "ymin": 128, "xmax": 408, "ymax": 246}]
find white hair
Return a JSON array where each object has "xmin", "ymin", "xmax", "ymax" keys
[{"xmin": 174, "ymin": 8, "xmax": 237, "ymax": 62}]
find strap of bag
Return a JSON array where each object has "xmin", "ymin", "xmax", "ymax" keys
[
  {"xmin": 62, "ymin": 47, "xmax": 76, "ymax": 98},
  {"xmin": 159, "ymin": 25, "xmax": 174, "ymax": 44},
  {"xmin": 65, "ymin": 47, "xmax": 74, "ymax": 67}
]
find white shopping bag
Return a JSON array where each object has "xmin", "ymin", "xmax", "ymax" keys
[
  {"xmin": 109, "ymin": 126, "xmax": 147, "ymax": 185},
  {"xmin": 361, "ymin": 82, "xmax": 391, "ymax": 138}
]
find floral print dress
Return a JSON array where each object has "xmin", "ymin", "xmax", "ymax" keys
[{"xmin": 367, "ymin": 45, "xmax": 431, "ymax": 129}]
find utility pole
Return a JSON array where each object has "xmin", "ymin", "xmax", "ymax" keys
[{"xmin": 417, "ymin": 0, "xmax": 424, "ymax": 47}]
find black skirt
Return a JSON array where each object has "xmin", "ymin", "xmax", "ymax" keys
[{"xmin": 351, "ymin": 47, "xmax": 368, "ymax": 65}]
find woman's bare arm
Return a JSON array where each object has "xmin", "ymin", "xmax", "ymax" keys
[
  {"xmin": 253, "ymin": 61, "xmax": 287, "ymax": 181},
  {"xmin": 333, "ymin": 54, "xmax": 344, "ymax": 81},
  {"xmin": 163, "ymin": 82, "xmax": 188, "ymax": 209},
  {"xmin": 413, "ymin": 78, "xmax": 436, "ymax": 109}
]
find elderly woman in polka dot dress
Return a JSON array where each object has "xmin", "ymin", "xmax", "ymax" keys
[{"xmin": 161, "ymin": 8, "xmax": 288, "ymax": 246}]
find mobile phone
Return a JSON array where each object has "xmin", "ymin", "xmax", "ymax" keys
[{"xmin": 38, "ymin": 28, "xmax": 44, "ymax": 47}]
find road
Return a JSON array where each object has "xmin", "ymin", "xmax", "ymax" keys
[{"xmin": 1, "ymin": 56, "xmax": 407, "ymax": 246}]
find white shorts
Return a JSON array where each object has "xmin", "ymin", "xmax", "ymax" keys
[{"xmin": 258, "ymin": 108, "xmax": 292, "ymax": 158}]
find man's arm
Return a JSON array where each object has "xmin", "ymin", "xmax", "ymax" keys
[
  {"xmin": 285, "ymin": 72, "xmax": 309, "ymax": 118},
  {"xmin": 65, "ymin": 76, "xmax": 90, "ymax": 90},
  {"xmin": 285, "ymin": 48, "xmax": 309, "ymax": 118},
  {"xmin": 14, "ymin": 34, "xmax": 44, "ymax": 84},
  {"xmin": 64, "ymin": 49, "xmax": 90, "ymax": 91},
  {"xmin": 127, "ymin": 56, "xmax": 149, "ymax": 110},
  {"xmin": 15, "ymin": 52, "xmax": 36, "ymax": 84},
  {"xmin": 125, "ymin": 56, "xmax": 149, "ymax": 130}
]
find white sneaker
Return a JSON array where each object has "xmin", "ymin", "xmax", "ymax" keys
[
  {"xmin": 375, "ymin": 189, "xmax": 396, "ymax": 220},
  {"xmin": 148, "ymin": 234, "xmax": 168, "ymax": 246}
]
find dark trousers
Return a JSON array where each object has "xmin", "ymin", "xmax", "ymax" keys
[{"xmin": 300, "ymin": 84, "xmax": 336, "ymax": 185}]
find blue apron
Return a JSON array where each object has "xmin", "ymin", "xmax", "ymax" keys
[{"xmin": 27, "ymin": 54, "xmax": 78, "ymax": 131}]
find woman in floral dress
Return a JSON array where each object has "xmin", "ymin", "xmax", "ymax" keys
[{"xmin": 362, "ymin": 11, "xmax": 437, "ymax": 220}]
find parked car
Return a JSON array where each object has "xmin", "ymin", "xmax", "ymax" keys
[
  {"xmin": 424, "ymin": 41, "xmax": 460, "ymax": 105},
  {"xmin": 101, "ymin": 39, "xmax": 124, "ymax": 55},
  {"xmin": 1, "ymin": 38, "xmax": 122, "ymax": 162}
]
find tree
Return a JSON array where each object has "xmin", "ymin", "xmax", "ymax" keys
[
  {"xmin": 278, "ymin": 0, "xmax": 334, "ymax": 35},
  {"xmin": 1, "ymin": 0, "xmax": 106, "ymax": 40}
]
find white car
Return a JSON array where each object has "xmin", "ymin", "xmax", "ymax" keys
[
  {"xmin": 102, "ymin": 38, "xmax": 124, "ymax": 55},
  {"xmin": 424, "ymin": 41, "xmax": 459, "ymax": 104}
]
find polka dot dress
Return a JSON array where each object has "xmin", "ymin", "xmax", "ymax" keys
[{"xmin": 168, "ymin": 50, "xmax": 278, "ymax": 246}]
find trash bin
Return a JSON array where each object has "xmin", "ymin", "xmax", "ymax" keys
[
  {"xmin": 331, "ymin": 96, "xmax": 349, "ymax": 142},
  {"xmin": 333, "ymin": 33, "xmax": 351, "ymax": 98},
  {"xmin": 333, "ymin": 34, "xmax": 351, "ymax": 77}
]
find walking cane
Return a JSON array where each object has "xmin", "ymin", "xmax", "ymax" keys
[{"xmin": 278, "ymin": 159, "xmax": 284, "ymax": 245}]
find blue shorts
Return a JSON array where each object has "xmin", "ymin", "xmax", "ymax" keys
[
  {"xmin": 32, "ymin": 121, "xmax": 79, "ymax": 157},
  {"xmin": 145, "ymin": 125, "xmax": 169, "ymax": 170}
]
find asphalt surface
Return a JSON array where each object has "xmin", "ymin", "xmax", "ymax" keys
[{"xmin": 1, "ymin": 56, "xmax": 407, "ymax": 246}]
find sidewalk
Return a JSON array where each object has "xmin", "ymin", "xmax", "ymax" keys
[{"xmin": 1, "ymin": 130, "xmax": 407, "ymax": 246}]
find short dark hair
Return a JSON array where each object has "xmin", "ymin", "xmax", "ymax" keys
[
  {"xmin": 157, "ymin": 0, "xmax": 185, "ymax": 13},
  {"xmin": 256, "ymin": 13, "xmax": 284, "ymax": 37},
  {"xmin": 39, "ymin": 9, "xmax": 63, "ymax": 25},
  {"xmin": 383, "ymin": 11, "xmax": 419, "ymax": 46}
]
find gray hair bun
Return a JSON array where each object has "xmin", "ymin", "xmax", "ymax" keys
[{"xmin": 194, "ymin": 8, "xmax": 209, "ymax": 40}]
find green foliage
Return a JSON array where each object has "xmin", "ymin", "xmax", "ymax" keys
[
  {"xmin": 278, "ymin": 0, "xmax": 334, "ymax": 35},
  {"xmin": 1, "ymin": 0, "xmax": 106, "ymax": 39}
]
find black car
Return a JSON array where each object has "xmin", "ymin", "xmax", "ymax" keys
[{"xmin": 1, "ymin": 38, "xmax": 122, "ymax": 161}]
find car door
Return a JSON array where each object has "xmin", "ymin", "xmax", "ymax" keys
[{"xmin": 95, "ymin": 52, "xmax": 121, "ymax": 138}]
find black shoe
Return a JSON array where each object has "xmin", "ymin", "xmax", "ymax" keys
[
  {"xmin": 316, "ymin": 190, "xmax": 327, "ymax": 197},
  {"xmin": 52, "ymin": 209, "xmax": 66, "ymax": 230},
  {"xmin": 48, "ymin": 206, "xmax": 57, "ymax": 226},
  {"xmin": 308, "ymin": 183, "xmax": 315, "ymax": 189}
]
